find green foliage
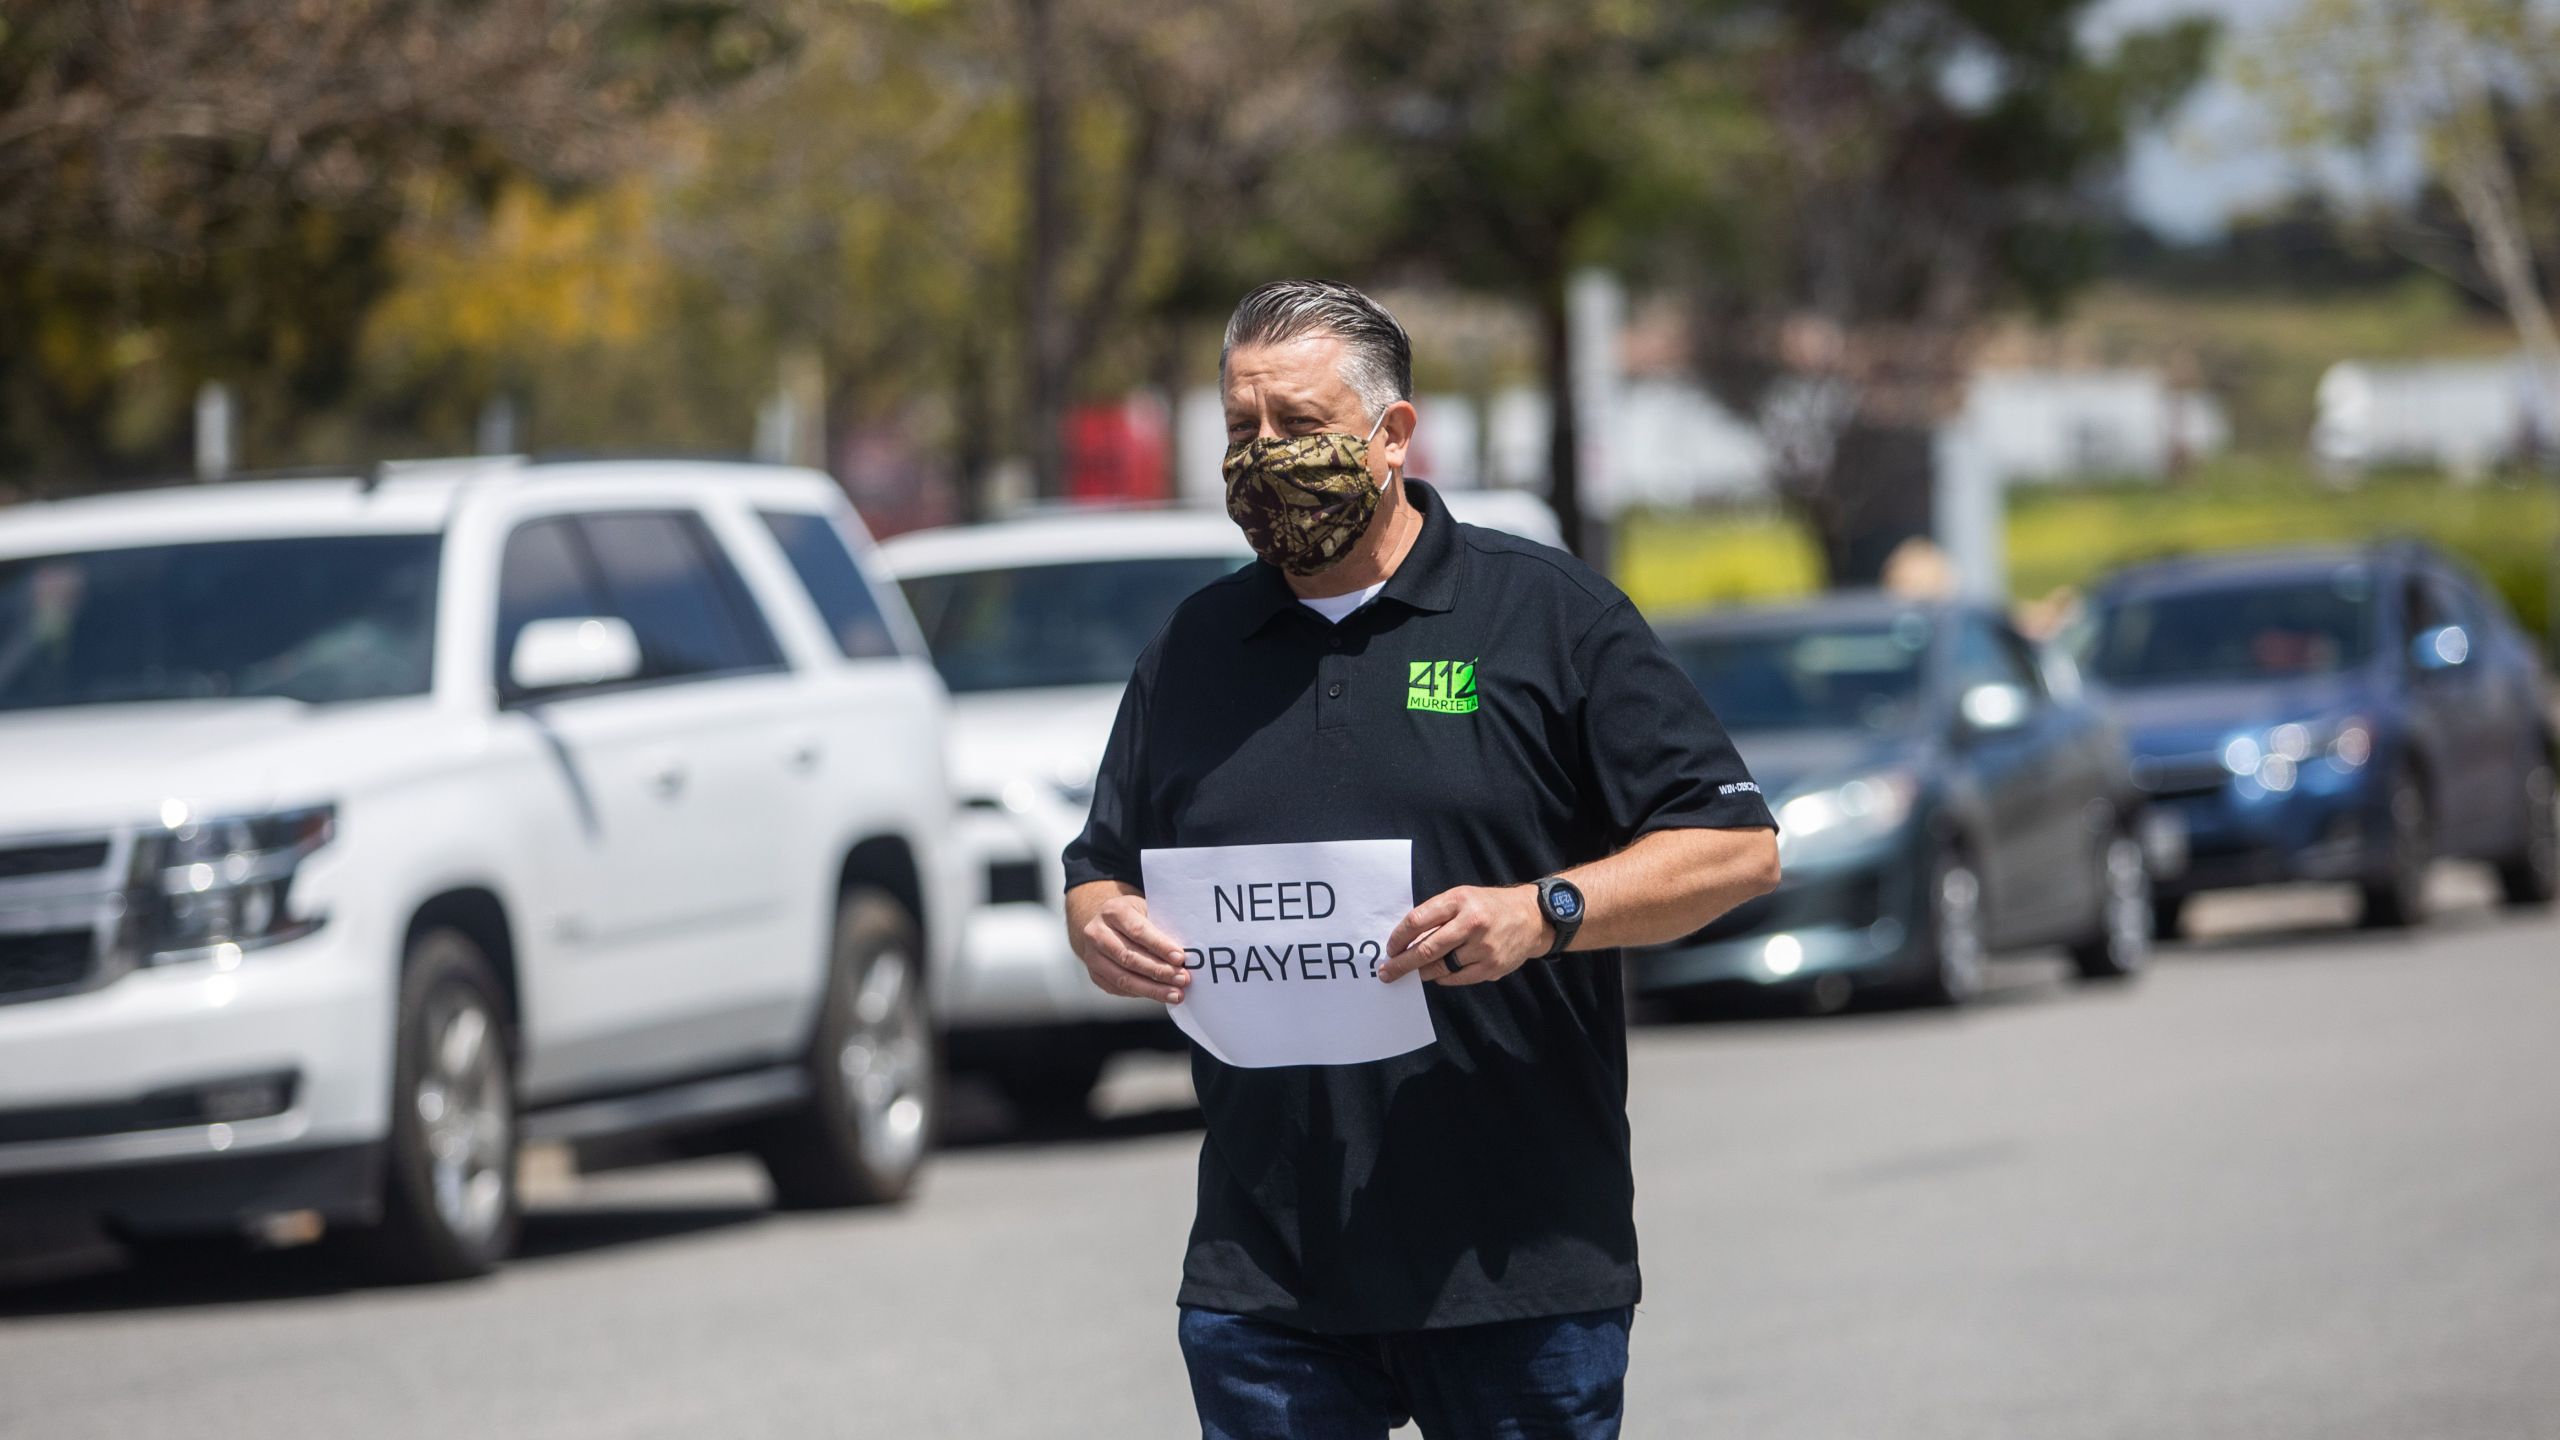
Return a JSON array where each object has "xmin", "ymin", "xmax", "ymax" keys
[
  {"xmin": 0, "ymin": 0, "xmax": 2218, "ymax": 499},
  {"xmin": 0, "ymin": 0, "xmax": 775, "ymax": 483},
  {"xmin": 2006, "ymin": 460, "xmax": 2557, "ymax": 643},
  {"xmin": 1617, "ymin": 458, "xmax": 2560, "ymax": 647},
  {"xmin": 1614, "ymin": 508, "xmax": 1826, "ymax": 617}
]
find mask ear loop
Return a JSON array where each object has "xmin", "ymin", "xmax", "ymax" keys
[{"xmin": 1363, "ymin": 406, "xmax": 1400, "ymax": 487}]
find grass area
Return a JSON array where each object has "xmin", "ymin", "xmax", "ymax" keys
[
  {"xmin": 1615, "ymin": 457, "xmax": 2560, "ymax": 646},
  {"xmin": 1613, "ymin": 508, "xmax": 1823, "ymax": 614}
]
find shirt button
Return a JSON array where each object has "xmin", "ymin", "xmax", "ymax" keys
[
  {"xmin": 1327, "ymin": 681, "xmax": 1344, "ymax": 699},
  {"xmin": 1328, "ymin": 635, "xmax": 1342, "ymax": 650}
]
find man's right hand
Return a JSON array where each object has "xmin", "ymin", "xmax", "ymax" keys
[{"xmin": 1065, "ymin": 881, "xmax": 1193, "ymax": 1005}]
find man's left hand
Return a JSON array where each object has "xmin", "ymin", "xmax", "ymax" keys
[{"xmin": 1380, "ymin": 884, "xmax": 1553, "ymax": 986}]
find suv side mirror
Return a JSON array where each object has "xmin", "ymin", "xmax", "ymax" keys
[
  {"xmin": 510, "ymin": 617, "xmax": 642, "ymax": 693},
  {"xmin": 1958, "ymin": 682, "xmax": 2032, "ymax": 736},
  {"xmin": 2410, "ymin": 624, "xmax": 2471, "ymax": 672}
]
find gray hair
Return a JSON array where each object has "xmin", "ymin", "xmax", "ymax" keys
[{"xmin": 1220, "ymin": 279, "xmax": 1413, "ymax": 422}]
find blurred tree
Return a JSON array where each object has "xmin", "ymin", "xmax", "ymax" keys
[
  {"xmin": 1015, "ymin": 0, "xmax": 1362, "ymax": 497},
  {"xmin": 665, "ymin": 0, "xmax": 1351, "ymax": 510},
  {"xmin": 2244, "ymin": 0, "xmax": 2560, "ymax": 426},
  {"xmin": 1679, "ymin": 0, "xmax": 2212, "ymax": 582},
  {"xmin": 0, "ymin": 0, "xmax": 781, "ymax": 483},
  {"xmin": 354, "ymin": 174, "xmax": 772, "ymax": 457},
  {"xmin": 1340, "ymin": 0, "xmax": 1766, "ymax": 556},
  {"xmin": 665, "ymin": 0, "xmax": 1022, "ymax": 502}
]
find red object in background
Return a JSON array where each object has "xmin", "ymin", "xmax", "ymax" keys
[{"xmin": 1065, "ymin": 397, "xmax": 1171, "ymax": 503}]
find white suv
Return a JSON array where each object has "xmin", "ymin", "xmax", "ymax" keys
[
  {"xmin": 880, "ymin": 493, "xmax": 1561, "ymax": 1120},
  {"xmin": 0, "ymin": 459, "xmax": 963, "ymax": 1280}
]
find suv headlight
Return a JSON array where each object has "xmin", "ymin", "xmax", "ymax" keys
[
  {"xmin": 2221, "ymin": 716, "xmax": 2373, "ymax": 793},
  {"xmin": 122, "ymin": 804, "xmax": 336, "ymax": 965},
  {"xmin": 1775, "ymin": 771, "xmax": 1918, "ymax": 868}
]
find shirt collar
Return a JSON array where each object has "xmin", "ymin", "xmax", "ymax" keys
[{"xmin": 1234, "ymin": 479, "xmax": 1462, "ymax": 638}]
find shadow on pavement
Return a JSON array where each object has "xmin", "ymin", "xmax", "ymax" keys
[
  {"xmin": 2168, "ymin": 869, "xmax": 2524, "ymax": 958},
  {"xmin": 944, "ymin": 1101, "xmax": 1207, "ymax": 1151},
  {"xmin": 0, "ymin": 1074, "xmax": 1209, "ymax": 1315},
  {"xmin": 513, "ymin": 1202, "xmax": 772, "ymax": 1263},
  {"xmin": 0, "ymin": 1199, "xmax": 781, "ymax": 1317},
  {"xmin": 0, "ymin": 1235, "xmax": 353, "ymax": 1319},
  {"xmin": 925, "ymin": 1059, "xmax": 1206, "ymax": 1152}
]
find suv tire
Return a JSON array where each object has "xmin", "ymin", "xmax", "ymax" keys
[
  {"xmin": 337, "ymin": 927, "xmax": 519, "ymax": 1283},
  {"xmin": 2494, "ymin": 756, "xmax": 2557, "ymax": 907},
  {"xmin": 2358, "ymin": 767, "xmax": 2433, "ymax": 929},
  {"xmin": 1915, "ymin": 845, "xmax": 1989, "ymax": 1007},
  {"xmin": 2069, "ymin": 827, "xmax": 2153, "ymax": 981},
  {"xmin": 753, "ymin": 888, "xmax": 937, "ymax": 1209}
]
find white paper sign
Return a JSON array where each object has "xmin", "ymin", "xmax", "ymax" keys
[{"xmin": 1141, "ymin": 839, "xmax": 1436, "ymax": 1069}]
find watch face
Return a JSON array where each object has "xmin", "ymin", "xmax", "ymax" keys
[{"xmin": 1549, "ymin": 884, "xmax": 1583, "ymax": 921}]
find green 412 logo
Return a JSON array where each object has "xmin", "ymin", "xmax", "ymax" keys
[{"xmin": 1407, "ymin": 659, "xmax": 1479, "ymax": 714}]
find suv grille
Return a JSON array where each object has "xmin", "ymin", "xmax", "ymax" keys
[
  {"xmin": 986, "ymin": 859, "xmax": 1043, "ymax": 906},
  {"xmin": 0, "ymin": 840, "xmax": 110, "ymax": 881},
  {"xmin": 2132, "ymin": 753, "xmax": 2229, "ymax": 799},
  {"xmin": 0, "ymin": 930, "xmax": 97, "ymax": 1003}
]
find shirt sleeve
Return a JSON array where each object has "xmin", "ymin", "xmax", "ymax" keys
[
  {"xmin": 1571, "ymin": 598, "xmax": 1777, "ymax": 842},
  {"xmin": 1061, "ymin": 640, "xmax": 1158, "ymax": 891}
]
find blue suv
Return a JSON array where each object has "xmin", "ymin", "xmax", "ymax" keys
[{"xmin": 2079, "ymin": 541, "xmax": 2556, "ymax": 934}]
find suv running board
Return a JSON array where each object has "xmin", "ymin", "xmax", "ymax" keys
[{"xmin": 520, "ymin": 1065, "xmax": 808, "ymax": 1146}]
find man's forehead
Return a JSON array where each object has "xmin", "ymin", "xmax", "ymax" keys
[{"xmin": 1222, "ymin": 334, "xmax": 1355, "ymax": 405}]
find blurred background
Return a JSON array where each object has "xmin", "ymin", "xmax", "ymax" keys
[
  {"xmin": 4, "ymin": 2, "xmax": 2559, "ymax": 1438},
  {"xmin": 6, "ymin": 0, "xmax": 2556, "ymax": 628}
]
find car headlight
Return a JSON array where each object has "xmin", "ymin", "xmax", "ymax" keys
[
  {"xmin": 1775, "ymin": 771, "xmax": 1918, "ymax": 868},
  {"xmin": 121, "ymin": 804, "xmax": 336, "ymax": 965},
  {"xmin": 2220, "ymin": 716, "xmax": 2373, "ymax": 793}
]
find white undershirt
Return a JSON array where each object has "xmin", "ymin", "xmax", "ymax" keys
[{"xmin": 1297, "ymin": 580, "xmax": 1387, "ymax": 625}]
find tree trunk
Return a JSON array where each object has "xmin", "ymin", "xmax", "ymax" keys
[
  {"xmin": 1536, "ymin": 275, "xmax": 1584, "ymax": 556},
  {"xmin": 822, "ymin": 356, "xmax": 862, "ymax": 501},
  {"xmin": 1020, "ymin": 0, "xmax": 1066, "ymax": 499},
  {"xmin": 954, "ymin": 322, "xmax": 994, "ymax": 523},
  {"xmin": 1809, "ymin": 420, "xmax": 1938, "ymax": 587}
]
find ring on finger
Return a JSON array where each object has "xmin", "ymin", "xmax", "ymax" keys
[{"xmin": 1442, "ymin": 954, "xmax": 1464, "ymax": 977}]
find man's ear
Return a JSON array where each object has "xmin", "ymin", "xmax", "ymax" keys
[{"xmin": 1376, "ymin": 400, "xmax": 1417, "ymax": 478}]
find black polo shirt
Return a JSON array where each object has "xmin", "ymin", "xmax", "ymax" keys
[{"xmin": 1063, "ymin": 480, "xmax": 1773, "ymax": 1335}]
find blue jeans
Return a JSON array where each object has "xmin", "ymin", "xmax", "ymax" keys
[{"xmin": 1177, "ymin": 1305, "xmax": 1633, "ymax": 1440}]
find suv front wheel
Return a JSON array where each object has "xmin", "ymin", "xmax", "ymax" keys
[
  {"xmin": 337, "ymin": 927, "xmax": 520, "ymax": 1283},
  {"xmin": 752, "ymin": 888, "xmax": 937, "ymax": 1209}
]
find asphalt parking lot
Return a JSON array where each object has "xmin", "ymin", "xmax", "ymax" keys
[{"xmin": 2, "ymin": 872, "xmax": 2554, "ymax": 1440}]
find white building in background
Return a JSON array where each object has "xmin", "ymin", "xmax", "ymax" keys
[
  {"xmin": 1955, "ymin": 368, "xmax": 2229, "ymax": 485},
  {"xmin": 1481, "ymin": 383, "xmax": 1768, "ymax": 504},
  {"xmin": 2312, "ymin": 355, "xmax": 2552, "ymax": 480}
]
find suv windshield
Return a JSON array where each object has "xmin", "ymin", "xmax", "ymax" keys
[
  {"xmin": 1668, "ymin": 617, "xmax": 1931, "ymax": 734},
  {"xmin": 2087, "ymin": 572, "xmax": 2375, "ymax": 686},
  {"xmin": 0, "ymin": 535, "xmax": 440, "ymax": 711},
  {"xmin": 900, "ymin": 556, "xmax": 1239, "ymax": 693}
]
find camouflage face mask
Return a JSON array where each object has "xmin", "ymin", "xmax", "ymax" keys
[{"xmin": 1222, "ymin": 411, "xmax": 1390, "ymax": 576}]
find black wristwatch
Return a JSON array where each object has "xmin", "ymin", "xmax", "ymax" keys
[{"xmin": 1533, "ymin": 876, "xmax": 1585, "ymax": 959}]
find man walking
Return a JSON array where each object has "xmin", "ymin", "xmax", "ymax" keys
[{"xmin": 1064, "ymin": 279, "xmax": 1780, "ymax": 1439}]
